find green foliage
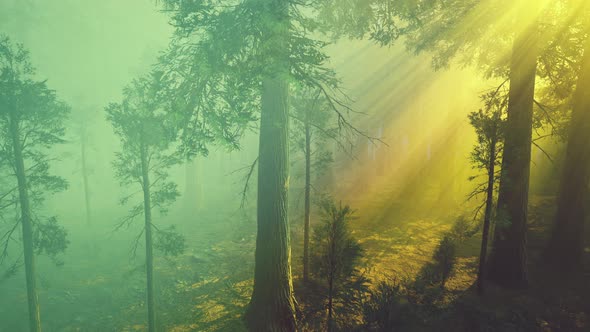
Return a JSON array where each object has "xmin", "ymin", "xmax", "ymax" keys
[
  {"xmin": 308, "ymin": 198, "xmax": 368, "ymax": 330},
  {"xmin": 0, "ymin": 35, "xmax": 69, "ymax": 270},
  {"xmin": 107, "ymin": 73, "xmax": 182, "ymax": 227},
  {"xmin": 363, "ymin": 281, "xmax": 409, "ymax": 331},
  {"xmin": 468, "ymin": 90, "xmax": 506, "ymax": 171},
  {"xmin": 448, "ymin": 215, "xmax": 479, "ymax": 242},
  {"xmin": 319, "ymin": 0, "xmax": 584, "ymax": 138},
  {"xmin": 467, "ymin": 87, "xmax": 506, "ymax": 218},
  {"xmin": 432, "ymin": 235, "xmax": 456, "ymax": 288},
  {"xmin": 33, "ymin": 217, "xmax": 69, "ymax": 261},
  {"xmin": 158, "ymin": 0, "xmax": 356, "ymax": 143},
  {"xmin": 311, "ymin": 200, "xmax": 362, "ymax": 285},
  {"xmin": 415, "ymin": 226, "xmax": 464, "ymax": 291},
  {"xmin": 154, "ymin": 226, "xmax": 186, "ymax": 257},
  {"xmin": 290, "ymin": 85, "xmax": 337, "ymax": 177}
]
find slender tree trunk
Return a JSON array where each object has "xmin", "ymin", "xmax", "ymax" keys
[
  {"xmin": 140, "ymin": 142, "xmax": 156, "ymax": 332},
  {"xmin": 80, "ymin": 131, "xmax": 91, "ymax": 225},
  {"xmin": 545, "ymin": 36, "xmax": 590, "ymax": 271},
  {"xmin": 10, "ymin": 115, "xmax": 42, "ymax": 332},
  {"xmin": 477, "ymin": 138, "xmax": 497, "ymax": 295},
  {"xmin": 327, "ymin": 217, "xmax": 337, "ymax": 332},
  {"xmin": 327, "ymin": 272, "xmax": 334, "ymax": 332},
  {"xmin": 487, "ymin": 12, "xmax": 539, "ymax": 289},
  {"xmin": 184, "ymin": 157, "xmax": 204, "ymax": 214},
  {"xmin": 303, "ymin": 112, "xmax": 311, "ymax": 283},
  {"xmin": 245, "ymin": 0, "xmax": 296, "ymax": 330}
]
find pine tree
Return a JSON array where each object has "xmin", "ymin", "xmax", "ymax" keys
[
  {"xmin": 310, "ymin": 199, "xmax": 365, "ymax": 332},
  {"xmin": 107, "ymin": 73, "xmax": 186, "ymax": 332},
  {"xmin": 468, "ymin": 88, "xmax": 507, "ymax": 295},
  {"xmin": 290, "ymin": 86, "xmax": 336, "ymax": 283},
  {"xmin": 159, "ymin": 1, "xmax": 366, "ymax": 329},
  {"xmin": 0, "ymin": 35, "xmax": 70, "ymax": 332},
  {"xmin": 545, "ymin": 14, "xmax": 590, "ymax": 271}
]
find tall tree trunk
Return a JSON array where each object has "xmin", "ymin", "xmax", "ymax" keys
[
  {"xmin": 303, "ymin": 112, "xmax": 311, "ymax": 283},
  {"xmin": 477, "ymin": 137, "xmax": 497, "ymax": 295},
  {"xmin": 245, "ymin": 0, "xmax": 296, "ymax": 331},
  {"xmin": 80, "ymin": 130, "xmax": 91, "ymax": 225},
  {"xmin": 545, "ymin": 35, "xmax": 590, "ymax": 271},
  {"xmin": 487, "ymin": 14, "xmax": 539, "ymax": 289},
  {"xmin": 10, "ymin": 115, "xmax": 42, "ymax": 332},
  {"xmin": 140, "ymin": 142, "xmax": 156, "ymax": 332},
  {"xmin": 245, "ymin": 76, "xmax": 296, "ymax": 332}
]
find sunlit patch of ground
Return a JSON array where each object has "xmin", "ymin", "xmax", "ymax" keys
[
  {"xmin": 2, "ymin": 196, "xmax": 588, "ymax": 330},
  {"xmin": 355, "ymin": 218, "xmax": 453, "ymax": 283}
]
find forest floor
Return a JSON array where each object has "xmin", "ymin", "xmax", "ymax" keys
[{"xmin": 1, "ymin": 194, "xmax": 589, "ymax": 331}]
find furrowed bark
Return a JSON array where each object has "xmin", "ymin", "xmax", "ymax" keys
[
  {"xmin": 245, "ymin": 0, "xmax": 297, "ymax": 330},
  {"xmin": 487, "ymin": 13, "xmax": 539, "ymax": 289},
  {"xmin": 545, "ymin": 35, "xmax": 590, "ymax": 271}
]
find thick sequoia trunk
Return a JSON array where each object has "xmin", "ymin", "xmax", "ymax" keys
[
  {"xmin": 487, "ymin": 17, "xmax": 539, "ymax": 289},
  {"xmin": 477, "ymin": 138, "xmax": 497, "ymax": 295},
  {"xmin": 303, "ymin": 114, "xmax": 311, "ymax": 283},
  {"xmin": 545, "ymin": 36, "xmax": 590, "ymax": 271},
  {"xmin": 245, "ymin": 76, "xmax": 297, "ymax": 331},
  {"xmin": 10, "ymin": 115, "xmax": 42, "ymax": 332},
  {"xmin": 245, "ymin": 0, "xmax": 297, "ymax": 331},
  {"xmin": 140, "ymin": 142, "xmax": 156, "ymax": 332}
]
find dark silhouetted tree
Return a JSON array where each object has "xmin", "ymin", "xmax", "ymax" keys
[
  {"xmin": 467, "ymin": 87, "xmax": 507, "ymax": 295},
  {"xmin": 545, "ymin": 17, "xmax": 590, "ymax": 271},
  {"xmin": 318, "ymin": 0, "xmax": 553, "ymax": 288},
  {"xmin": 310, "ymin": 199, "xmax": 366, "ymax": 332}
]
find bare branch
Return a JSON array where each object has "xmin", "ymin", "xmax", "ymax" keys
[
  {"xmin": 238, "ymin": 157, "xmax": 259, "ymax": 209},
  {"xmin": 532, "ymin": 141, "xmax": 554, "ymax": 164},
  {"xmin": 130, "ymin": 228, "xmax": 145, "ymax": 259}
]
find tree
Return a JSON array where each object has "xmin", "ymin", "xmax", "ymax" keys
[
  {"xmin": 467, "ymin": 88, "xmax": 507, "ymax": 295},
  {"xmin": 432, "ymin": 235, "xmax": 456, "ymax": 289},
  {"xmin": 319, "ymin": 0, "xmax": 551, "ymax": 288},
  {"xmin": 106, "ymin": 74, "xmax": 186, "ymax": 332},
  {"xmin": 486, "ymin": 6, "xmax": 541, "ymax": 287},
  {"xmin": 545, "ymin": 17, "xmax": 590, "ymax": 271},
  {"xmin": 80, "ymin": 119, "xmax": 92, "ymax": 224},
  {"xmin": 159, "ymin": 1, "xmax": 369, "ymax": 330},
  {"xmin": 310, "ymin": 199, "xmax": 365, "ymax": 332},
  {"xmin": 0, "ymin": 35, "xmax": 69, "ymax": 332},
  {"xmin": 70, "ymin": 106, "xmax": 96, "ymax": 226},
  {"xmin": 290, "ymin": 86, "xmax": 336, "ymax": 283}
]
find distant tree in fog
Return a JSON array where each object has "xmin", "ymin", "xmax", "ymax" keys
[
  {"xmin": 290, "ymin": 85, "xmax": 337, "ymax": 283},
  {"xmin": 0, "ymin": 35, "xmax": 70, "ymax": 332},
  {"xmin": 106, "ymin": 72, "xmax": 186, "ymax": 332}
]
